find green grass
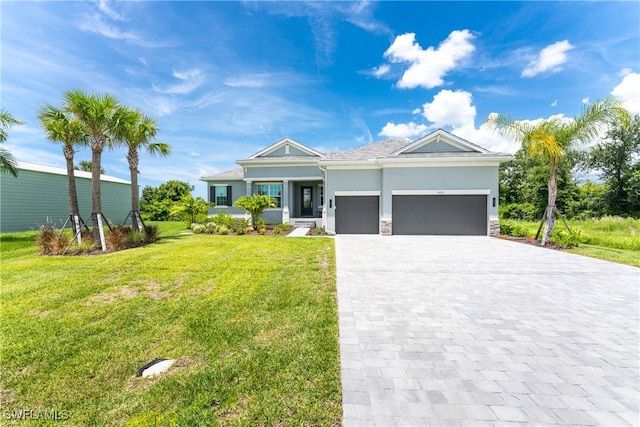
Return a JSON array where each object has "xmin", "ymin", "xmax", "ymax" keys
[
  {"xmin": 0, "ymin": 222, "xmax": 341, "ymax": 426},
  {"xmin": 507, "ymin": 216, "xmax": 640, "ymax": 267}
]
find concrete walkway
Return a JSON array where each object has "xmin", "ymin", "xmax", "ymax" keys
[{"xmin": 336, "ymin": 235, "xmax": 639, "ymax": 426}]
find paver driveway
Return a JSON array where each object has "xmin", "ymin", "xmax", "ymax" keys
[{"xmin": 336, "ymin": 235, "xmax": 639, "ymax": 426}]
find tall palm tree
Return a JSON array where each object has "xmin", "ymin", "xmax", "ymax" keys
[
  {"xmin": 38, "ymin": 104, "xmax": 88, "ymax": 234},
  {"xmin": 62, "ymin": 89, "xmax": 137, "ymax": 244},
  {"xmin": 0, "ymin": 108, "xmax": 24, "ymax": 177},
  {"xmin": 122, "ymin": 110, "xmax": 171, "ymax": 230},
  {"xmin": 487, "ymin": 98, "xmax": 630, "ymax": 244}
]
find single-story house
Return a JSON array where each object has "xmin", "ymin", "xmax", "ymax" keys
[
  {"xmin": 200, "ymin": 129, "xmax": 513, "ymax": 236},
  {"xmin": 1, "ymin": 161, "xmax": 131, "ymax": 232}
]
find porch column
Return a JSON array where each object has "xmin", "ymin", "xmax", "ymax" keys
[
  {"xmin": 245, "ymin": 180, "xmax": 252, "ymax": 222},
  {"xmin": 282, "ymin": 180, "xmax": 290, "ymax": 224}
]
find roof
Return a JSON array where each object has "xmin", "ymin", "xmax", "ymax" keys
[
  {"xmin": 200, "ymin": 167, "xmax": 244, "ymax": 180},
  {"xmin": 199, "ymin": 129, "xmax": 513, "ymax": 180},
  {"xmin": 17, "ymin": 161, "xmax": 130, "ymax": 184}
]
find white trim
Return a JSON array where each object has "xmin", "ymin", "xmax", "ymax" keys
[
  {"xmin": 335, "ymin": 191, "xmax": 381, "ymax": 196},
  {"xmin": 320, "ymin": 161, "xmax": 380, "ymax": 169},
  {"xmin": 243, "ymin": 176, "xmax": 321, "ymax": 182},
  {"xmin": 210, "ymin": 183, "xmax": 230, "ymax": 186},
  {"xmin": 379, "ymin": 157, "xmax": 509, "ymax": 167},
  {"xmin": 392, "ymin": 190, "xmax": 491, "ymax": 196},
  {"xmin": 17, "ymin": 161, "xmax": 130, "ymax": 185},
  {"xmin": 237, "ymin": 160, "xmax": 320, "ymax": 167}
]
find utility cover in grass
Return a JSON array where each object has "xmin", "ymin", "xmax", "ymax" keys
[{"xmin": 136, "ymin": 358, "xmax": 176, "ymax": 378}]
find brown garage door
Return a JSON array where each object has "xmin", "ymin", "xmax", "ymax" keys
[
  {"xmin": 335, "ymin": 196, "xmax": 379, "ymax": 234},
  {"xmin": 392, "ymin": 195, "xmax": 487, "ymax": 235}
]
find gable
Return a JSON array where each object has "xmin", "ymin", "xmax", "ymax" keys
[
  {"xmin": 409, "ymin": 139, "xmax": 468, "ymax": 153},
  {"xmin": 249, "ymin": 137, "xmax": 323, "ymax": 159},
  {"xmin": 394, "ymin": 129, "xmax": 488, "ymax": 155}
]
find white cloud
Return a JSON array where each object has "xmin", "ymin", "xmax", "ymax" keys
[
  {"xmin": 154, "ymin": 69, "xmax": 205, "ymax": 95},
  {"xmin": 611, "ymin": 72, "xmax": 640, "ymax": 115},
  {"xmin": 619, "ymin": 68, "xmax": 632, "ymax": 77},
  {"xmin": 371, "ymin": 64, "xmax": 390, "ymax": 78},
  {"xmin": 224, "ymin": 76, "xmax": 267, "ymax": 88},
  {"xmin": 412, "ymin": 108, "xmax": 421, "ymax": 115},
  {"xmin": 582, "ymin": 97, "xmax": 590, "ymax": 104},
  {"xmin": 522, "ymin": 40, "xmax": 574, "ymax": 78},
  {"xmin": 551, "ymin": 99, "xmax": 558, "ymax": 107},
  {"xmin": 98, "ymin": 0, "xmax": 125, "ymax": 21},
  {"xmin": 378, "ymin": 121, "xmax": 427, "ymax": 139},
  {"xmin": 422, "ymin": 90, "xmax": 476, "ymax": 129},
  {"xmin": 383, "ymin": 30, "xmax": 475, "ymax": 89}
]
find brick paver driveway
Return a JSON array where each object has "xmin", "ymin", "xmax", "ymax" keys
[{"xmin": 336, "ymin": 235, "xmax": 639, "ymax": 426}]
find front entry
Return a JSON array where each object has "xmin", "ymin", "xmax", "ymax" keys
[{"xmin": 301, "ymin": 186, "xmax": 313, "ymax": 216}]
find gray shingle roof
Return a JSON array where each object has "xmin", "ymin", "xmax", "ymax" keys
[
  {"xmin": 201, "ymin": 167, "xmax": 244, "ymax": 180},
  {"xmin": 323, "ymin": 138, "xmax": 411, "ymax": 160}
]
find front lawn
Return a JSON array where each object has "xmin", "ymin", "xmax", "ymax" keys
[
  {"xmin": 504, "ymin": 216, "xmax": 640, "ymax": 267},
  {"xmin": 0, "ymin": 222, "xmax": 341, "ymax": 426}
]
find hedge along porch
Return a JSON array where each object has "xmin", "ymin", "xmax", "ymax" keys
[{"xmin": 1, "ymin": 161, "xmax": 131, "ymax": 232}]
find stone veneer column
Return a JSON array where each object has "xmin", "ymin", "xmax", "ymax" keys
[
  {"xmin": 490, "ymin": 219, "xmax": 500, "ymax": 237},
  {"xmin": 380, "ymin": 219, "xmax": 392, "ymax": 236}
]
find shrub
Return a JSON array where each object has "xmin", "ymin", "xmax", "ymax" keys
[
  {"xmin": 191, "ymin": 224, "xmax": 205, "ymax": 234},
  {"xmin": 106, "ymin": 228, "xmax": 127, "ymax": 251},
  {"xmin": 74, "ymin": 238, "xmax": 95, "ymax": 254},
  {"xmin": 126, "ymin": 230, "xmax": 143, "ymax": 247},
  {"xmin": 205, "ymin": 222, "xmax": 217, "ymax": 232},
  {"xmin": 314, "ymin": 227, "xmax": 325, "ymax": 234},
  {"xmin": 143, "ymin": 225, "xmax": 159, "ymax": 242},
  {"xmin": 500, "ymin": 203, "xmax": 538, "ymax": 221},
  {"xmin": 212, "ymin": 212, "xmax": 235, "ymax": 228},
  {"xmin": 552, "ymin": 229, "xmax": 585, "ymax": 248},
  {"xmin": 258, "ymin": 226, "xmax": 267, "ymax": 235},
  {"xmin": 235, "ymin": 227, "xmax": 245, "ymax": 235},
  {"xmin": 218, "ymin": 225, "xmax": 229, "ymax": 235},
  {"xmin": 500, "ymin": 220, "xmax": 528, "ymax": 237},
  {"xmin": 274, "ymin": 222, "xmax": 289, "ymax": 235},
  {"xmin": 234, "ymin": 195, "xmax": 276, "ymax": 227},
  {"xmin": 37, "ymin": 226, "xmax": 57, "ymax": 255}
]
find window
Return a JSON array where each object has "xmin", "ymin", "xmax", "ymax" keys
[
  {"xmin": 210, "ymin": 185, "xmax": 231, "ymax": 206},
  {"xmin": 257, "ymin": 184, "xmax": 282, "ymax": 208},
  {"xmin": 319, "ymin": 185, "xmax": 324, "ymax": 206}
]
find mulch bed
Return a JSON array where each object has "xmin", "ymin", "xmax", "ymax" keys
[{"xmin": 496, "ymin": 235, "xmax": 562, "ymax": 250}]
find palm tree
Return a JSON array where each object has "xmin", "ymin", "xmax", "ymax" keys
[
  {"xmin": 75, "ymin": 160, "xmax": 104, "ymax": 174},
  {"xmin": 38, "ymin": 104, "xmax": 88, "ymax": 234},
  {"xmin": 122, "ymin": 110, "xmax": 171, "ymax": 230},
  {"xmin": 0, "ymin": 109, "xmax": 24, "ymax": 177},
  {"xmin": 62, "ymin": 89, "xmax": 138, "ymax": 244},
  {"xmin": 487, "ymin": 98, "xmax": 630, "ymax": 245}
]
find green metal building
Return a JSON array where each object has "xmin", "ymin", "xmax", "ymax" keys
[{"xmin": 1, "ymin": 161, "xmax": 131, "ymax": 232}]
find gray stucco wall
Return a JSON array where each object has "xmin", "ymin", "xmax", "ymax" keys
[
  {"xmin": 324, "ymin": 168, "xmax": 382, "ymax": 233},
  {"xmin": 206, "ymin": 180, "xmax": 246, "ymax": 217},
  {"xmin": 381, "ymin": 165, "xmax": 499, "ymax": 218},
  {"xmin": 323, "ymin": 165, "xmax": 499, "ymax": 234},
  {"xmin": 244, "ymin": 165, "xmax": 321, "ymax": 180},
  {"xmin": 1, "ymin": 169, "xmax": 131, "ymax": 232}
]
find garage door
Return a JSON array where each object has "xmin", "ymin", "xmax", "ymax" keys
[
  {"xmin": 335, "ymin": 196, "xmax": 379, "ymax": 234},
  {"xmin": 392, "ymin": 195, "xmax": 487, "ymax": 235}
]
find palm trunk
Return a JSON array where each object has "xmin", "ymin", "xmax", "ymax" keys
[
  {"xmin": 541, "ymin": 158, "xmax": 558, "ymax": 245},
  {"xmin": 64, "ymin": 145, "xmax": 80, "ymax": 234},
  {"xmin": 128, "ymin": 147, "xmax": 140, "ymax": 230},
  {"xmin": 91, "ymin": 143, "xmax": 103, "ymax": 243}
]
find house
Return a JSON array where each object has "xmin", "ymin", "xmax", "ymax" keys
[
  {"xmin": 200, "ymin": 129, "xmax": 513, "ymax": 236},
  {"xmin": 0, "ymin": 161, "xmax": 131, "ymax": 232}
]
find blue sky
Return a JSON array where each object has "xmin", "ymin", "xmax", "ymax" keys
[{"xmin": 2, "ymin": 1, "xmax": 639, "ymax": 198}]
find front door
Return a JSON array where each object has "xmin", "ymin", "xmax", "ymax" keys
[{"xmin": 301, "ymin": 186, "xmax": 313, "ymax": 216}]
